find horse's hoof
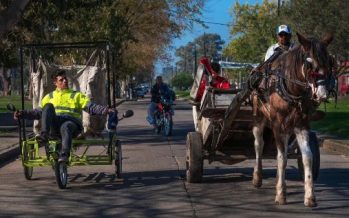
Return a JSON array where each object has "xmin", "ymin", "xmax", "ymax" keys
[
  {"xmin": 252, "ymin": 171, "xmax": 262, "ymax": 188},
  {"xmin": 252, "ymin": 178, "xmax": 262, "ymax": 188},
  {"xmin": 305, "ymin": 197, "xmax": 317, "ymax": 207},
  {"xmin": 275, "ymin": 196, "xmax": 287, "ymax": 205}
]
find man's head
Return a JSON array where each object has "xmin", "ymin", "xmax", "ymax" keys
[
  {"xmin": 156, "ymin": 75, "xmax": 163, "ymax": 85},
  {"xmin": 276, "ymin": 24, "xmax": 292, "ymax": 47},
  {"xmin": 53, "ymin": 70, "xmax": 69, "ymax": 90}
]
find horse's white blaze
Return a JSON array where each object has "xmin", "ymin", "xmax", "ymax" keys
[
  {"xmin": 318, "ymin": 69, "xmax": 325, "ymax": 75},
  {"xmin": 306, "ymin": 57, "xmax": 313, "ymax": 63},
  {"xmin": 316, "ymin": 85, "xmax": 328, "ymax": 100},
  {"xmin": 294, "ymin": 128, "xmax": 314, "ymax": 201}
]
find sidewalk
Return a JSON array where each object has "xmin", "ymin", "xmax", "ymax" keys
[
  {"xmin": 0, "ymin": 98, "xmax": 126, "ymax": 165},
  {"xmin": 0, "ymin": 133, "xmax": 20, "ymax": 165}
]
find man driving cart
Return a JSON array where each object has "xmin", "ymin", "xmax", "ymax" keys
[{"xmin": 14, "ymin": 70, "xmax": 117, "ymax": 163}]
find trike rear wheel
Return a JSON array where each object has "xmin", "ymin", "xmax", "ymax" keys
[
  {"xmin": 55, "ymin": 161, "xmax": 68, "ymax": 189},
  {"xmin": 22, "ymin": 143, "xmax": 34, "ymax": 180}
]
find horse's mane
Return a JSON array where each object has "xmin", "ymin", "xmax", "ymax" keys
[
  {"xmin": 276, "ymin": 37, "xmax": 330, "ymax": 80},
  {"xmin": 309, "ymin": 37, "xmax": 330, "ymax": 68},
  {"xmin": 274, "ymin": 46, "xmax": 304, "ymax": 81}
]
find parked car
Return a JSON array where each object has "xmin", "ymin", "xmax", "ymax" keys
[{"xmin": 135, "ymin": 87, "xmax": 146, "ymax": 98}]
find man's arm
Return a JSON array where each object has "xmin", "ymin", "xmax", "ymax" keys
[
  {"xmin": 14, "ymin": 108, "xmax": 42, "ymax": 120},
  {"xmin": 78, "ymin": 92, "xmax": 116, "ymax": 115},
  {"xmin": 84, "ymin": 103, "xmax": 116, "ymax": 115},
  {"xmin": 264, "ymin": 45, "xmax": 276, "ymax": 61}
]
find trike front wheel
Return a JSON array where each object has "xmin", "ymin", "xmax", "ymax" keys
[{"xmin": 55, "ymin": 161, "xmax": 68, "ymax": 189}]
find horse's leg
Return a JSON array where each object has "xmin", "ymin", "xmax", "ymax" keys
[
  {"xmin": 273, "ymin": 130, "xmax": 289, "ymax": 205},
  {"xmin": 252, "ymin": 119, "xmax": 265, "ymax": 188},
  {"xmin": 294, "ymin": 128, "xmax": 317, "ymax": 207}
]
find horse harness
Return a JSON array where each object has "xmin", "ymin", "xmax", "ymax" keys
[{"xmin": 251, "ymin": 50, "xmax": 327, "ymax": 117}]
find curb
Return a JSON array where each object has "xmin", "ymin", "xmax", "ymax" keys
[
  {"xmin": 0, "ymin": 142, "xmax": 20, "ymax": 166},
  {"xmin": 322, "ymin": 139, "xmax": 349, "ymax": 156}
]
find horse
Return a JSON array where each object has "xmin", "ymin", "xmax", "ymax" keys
[{"xmin": 251, "ymin": 32, "xmax": 333, "ymax": 207}]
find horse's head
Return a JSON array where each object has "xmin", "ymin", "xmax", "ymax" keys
[{"xmin": 297, "ymin": 32, "xmax": 333, "ymax": 102}]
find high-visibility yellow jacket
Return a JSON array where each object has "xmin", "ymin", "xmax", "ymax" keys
[{"xmin": 40, "ymin": 88, "xmax": 90, "ymax": 119}]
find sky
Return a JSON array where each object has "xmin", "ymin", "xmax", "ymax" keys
[{"xmin": 155, "ymin": 0, "xmax": 263, "ymax": 74}]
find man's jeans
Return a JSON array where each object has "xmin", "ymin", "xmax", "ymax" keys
[
  {"xmin": 146, "ymin": 102, "xmax": 158, "ymax": 125},
  {"xmin": 41, "ymin": 103, "xmax": 81, "ymax": 156}
]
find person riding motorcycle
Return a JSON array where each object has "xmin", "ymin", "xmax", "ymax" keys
[{"xmin": 146, "ymin": 76, "xmax": 172, "ymax": 127}]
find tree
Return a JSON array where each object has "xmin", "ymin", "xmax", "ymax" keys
[
  {"xmin": 0, "ymin": 0, "xmax": 205, "ymax": 95},
  {"xmin": 171, "ymin": 72, "xmax": 193, "ymax": 90},
  {"xmin": 175, "ymin": 33, "xmax": 225, "ymax": 73},
  {"xmin": 282, "ymin": 0, "xmax": 349, "ymax": 60},
  {"xmin": 223, "ymin": 1, "xmax": 280, "ymax": 62},
  {"xmin": 224, "ymin": 0, "xmax": 349, "ymax": 63},
  {"xmin": 0, "ymin": 0, "xmax": 30, "ymax": 36}
]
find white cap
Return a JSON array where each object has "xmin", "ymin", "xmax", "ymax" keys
[{"xmin": 276, "ymin": 25, "xmax": 291, "ymax": 35}]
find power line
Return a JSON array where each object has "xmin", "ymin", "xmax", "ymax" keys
[{"xmin": 192, "ymin": 18, "xmax": 233, "ymax": 27}]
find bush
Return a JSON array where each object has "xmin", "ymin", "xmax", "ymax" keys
[{"xmin": 171, "ymin": 73, "xmax": 193, "ymax": 90}]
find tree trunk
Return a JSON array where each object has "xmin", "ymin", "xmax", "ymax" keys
[
  {"xmin": 0, "ymin": 0, "xmax": 30, "ymax": 36},
  {"xmin": 0, "ymin": 67, "xmax": 11, "ymax": 96}
]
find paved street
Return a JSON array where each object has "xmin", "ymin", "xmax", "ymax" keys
[{"xmin": 0, "ymin": 98, "xmax": 349, "ymax": 217}]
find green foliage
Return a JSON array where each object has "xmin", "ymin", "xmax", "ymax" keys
[
  {"xmin": 175, "ymin": 33, "xmax": 225, "ymax": 73},
  {"xmin": 224, "ymin": 0, "xmax": 349, "ymax": 63},
  {"xmin": 171, "ymin": 72, "xmax": 193, "ymax": 90},
  {"xmin": 175, "ymin": 90, "xmax": 190, "ymax": 99},
  {"xmin": 282, "ymin": 0, "xmax": 349, "ymax": 60},
  {"xmin": 0, "ymin": 95, "xmax": 32, "ymax": 112},
  {"xmin": 311, "ymin": 98, "xmax": 349, "ymax": 138},
  {"xmin": 223, "ymin": 1, "xmax": 280, "ymax": 63},
  {"xmin": 0, "ymin": 0, "xmax": 205, "ymax": 78}
]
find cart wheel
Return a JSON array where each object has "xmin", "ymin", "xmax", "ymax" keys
[
  {"xmin": 297, "ymin": 131, "xmax": 320, "ymax": 181},
  {"xmin": 186, "ymin": 132, "xmax": 203, "ymax": 183},
  {"xmin": 164, "ymin": 115, "xmax": 173, "ymax": 136},
  {"xmin": 55, "ymin": 161, "xmax": 68, "ymax": 189},
  {"xmin": 115, "ymin": 140, "xmax": 122, "ymax": 178},
  {"xmin": 22, "ymin": 143, "xmax": 34, "ymax": 180}
]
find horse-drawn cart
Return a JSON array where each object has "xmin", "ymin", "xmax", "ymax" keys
[{"xmin": 186, "ymin": 57, "xmax": 320, "ymax": 183}]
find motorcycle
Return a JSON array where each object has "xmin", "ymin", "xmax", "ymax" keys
[{"xmin": 154, "ymin": 97, "xmax": 174, "ymax": 136}]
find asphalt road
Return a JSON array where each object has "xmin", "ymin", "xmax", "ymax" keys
[{"xmin": 0, "ymin": 98, "xmax": 349, "ymax": 217}]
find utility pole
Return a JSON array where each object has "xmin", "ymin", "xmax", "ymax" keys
[
  {"xmin": 194, "ymin": 44, "xmax": 197, "ymax": 75},
  {"xmin": 203, "ymin": 32, "xmax": 207, "ymax": 57}
]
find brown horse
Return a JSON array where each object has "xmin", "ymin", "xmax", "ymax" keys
[{"xmin": 252, "ymin": 32, "xmax": 333, "ymax": 207}]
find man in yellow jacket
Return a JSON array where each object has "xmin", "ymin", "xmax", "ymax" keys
[{"xmin": 14, "ymin": 70, "xmax": 116, "ymax": 163}]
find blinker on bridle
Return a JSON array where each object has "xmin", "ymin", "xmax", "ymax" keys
[{"xmin": 303, "ymin": 54, "xmax": 327, "ymax": 87}]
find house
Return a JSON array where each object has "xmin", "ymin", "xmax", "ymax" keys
[{"xmin": 338, "ymin": 61, "xmax": 349, "ymax": 96}]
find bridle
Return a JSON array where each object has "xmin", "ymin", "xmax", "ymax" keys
[{"xmin": 274, "ymin": 49, "xmax": 330, "ymax": 107}]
